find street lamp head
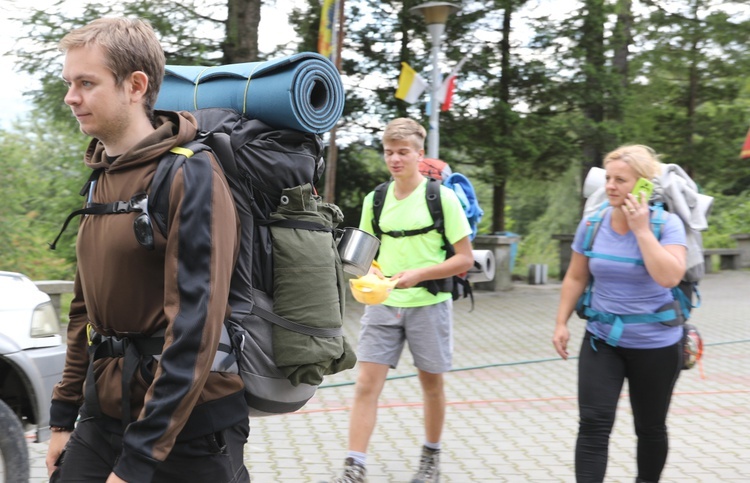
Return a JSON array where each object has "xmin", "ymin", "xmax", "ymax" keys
[{"xmin": 409, "ymin": 1, "xmax": 461, "ymax": 26}]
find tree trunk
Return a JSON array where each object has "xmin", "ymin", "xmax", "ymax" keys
[
  {"xmin": 491, "ymin": 176, "xmax": 507, "ymax": 235},
  {"xmin": 491, "ymin": 1, "xmax": 514, "ymax": 234},
  {"xmin": 579, "ymin": 0, "xmax": 606, "ymax": 207},
  {"xmin": 224, "ymin": 0, "xmax": 261, "ymax": 63},
  {"xmin": 611, "ymin": 0, "xmax": 633, "ymax": 121}
]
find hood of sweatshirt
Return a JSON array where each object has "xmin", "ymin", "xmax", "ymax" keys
[{"xmin": 83, "ymin": 110, "xmax": 198, "ymax": 172}]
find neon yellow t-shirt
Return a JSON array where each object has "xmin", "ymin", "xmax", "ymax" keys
[{"xmin": 359, "ymin": 178, "xmax": 472, "ymax": 307}]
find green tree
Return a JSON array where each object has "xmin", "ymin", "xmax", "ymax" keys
[
  {"xmin": 9, "ymin": 0, "xmax": 750, "ymax": 278},
  {"xmin": 0, "ymin": 118, "xmax": 89, "ymax": 279},
  {"xmin": 627, "ymin": 0, "xmax": 750, "ymax": 193},
  {"xmin": 6, "ymin": 0, "xmax": 264, "ymax": 279},
  {"xmin": 14, "ymin": 0, "xmax": 262, "ymax": 128}
]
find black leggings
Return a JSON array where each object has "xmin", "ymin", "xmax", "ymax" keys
[{"xmin": 576, "ymin": 332, "xmax": 682, "ymax": 483}]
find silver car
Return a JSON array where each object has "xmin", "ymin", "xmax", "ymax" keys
[{"xmin": 0, "ymin": 271, "xmax": 67, "ymax": 482}]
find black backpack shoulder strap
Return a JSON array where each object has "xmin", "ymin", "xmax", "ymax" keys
[
  {"xmin": 148, "ymin": 136, "xmax": 221, "ymax": 238},
  {"xmin": 371, "ymin": 180, "xmax": 391, "ymax": 239},
  {"xmin": 372, "ymin": 178, "xmax": 444, "ymax": 240},
  {"xmin": 425, "ymin": 177, "xmax": 451, "ymax": 255},
  {"xmin": 425, "ymin": 177, "xmax": 442, "ymax": 227},
  {"xmin": 200, "ymin": 131, "xmax": 238, "ymax": 184}
]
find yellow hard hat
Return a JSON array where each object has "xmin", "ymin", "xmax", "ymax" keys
[{"xmin": 349, "ymin": 274, "xmax": 398, "ymax": 305}]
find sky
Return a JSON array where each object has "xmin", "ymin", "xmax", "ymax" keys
[
  {"xmin": 6, "ymin": 1, "xmax": 744, "ymax": 131},
  {"xmin": 0, "ymin": 0, "xmax": 302, "ymax": 129},
  {"xmin": 0, "ymin": 0, "xmax": 575, "ymax": 130}
]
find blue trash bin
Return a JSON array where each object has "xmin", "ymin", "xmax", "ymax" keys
[{"xmin": 495, "ymin": 232, "xmax": 519, "ymax": 273}]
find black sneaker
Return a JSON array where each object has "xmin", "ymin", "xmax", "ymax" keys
[
  {"xmin": 411, "ymin": 446, "xmax": 440, "ymax": 483},
  {"xmin": 328, "ymin": 457, "xmax": 367, "ymax": 483}
]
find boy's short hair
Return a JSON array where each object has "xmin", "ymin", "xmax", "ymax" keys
[
  {"xmin": 59, "ymin": 17, "xmax": 165, "ymax": 119},
  {"xmin": 383, "ymin": 118, "xmax": 426, "ymax": 151}
]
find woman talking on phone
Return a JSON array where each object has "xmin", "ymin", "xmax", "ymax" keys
[{"xmin": 552, "ymin": 144, "xmax": 687, "ymax": 483}]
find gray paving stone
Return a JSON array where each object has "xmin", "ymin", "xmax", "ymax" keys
[{"xmin": 21, "ymin": 270, "xmax": 750, "ymax": 482}]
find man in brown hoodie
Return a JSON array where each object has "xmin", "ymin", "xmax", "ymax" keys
[{"xmin": 46, "ymin": 17, "xmax": 248, "ymax": 483}]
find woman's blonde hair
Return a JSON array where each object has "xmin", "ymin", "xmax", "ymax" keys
[{"xmin": 603, "ymin": 144, "xmax": 663, "ymax": 180}]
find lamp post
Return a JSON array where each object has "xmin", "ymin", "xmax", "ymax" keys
[{"xmin": 409, "ymin": 1, "xmax": 460, "ymax": 159}]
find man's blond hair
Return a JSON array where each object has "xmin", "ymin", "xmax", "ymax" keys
[
  {"xmin": 383, "ymin": 118, "xmax": 426, "ymax": 151},
  {"xmin": 59, "ymin": 17, "xmax": 165, "ymax": 120}
]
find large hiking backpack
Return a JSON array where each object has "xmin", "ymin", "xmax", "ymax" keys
[
  {"xmin": 52, "ymin": 108, "xmax": 357, "ymax": 416},
  {"xmin": 155, "ymin": 108, "xmax": 357, "ymax": 415},
  {"xmin": 579, "ymin": 164, "xmax": 712, "ymax": 364},
  {"xmin": 371, "ymin": 178, "xmax": 475, "ymax": 307},
  {"xmin": 577, "ymin": 200, "xmax": 704, "ymax": 369},
  {"xmin": 583, "ymin": 163, "xmax": 712, "ymax": 283}
]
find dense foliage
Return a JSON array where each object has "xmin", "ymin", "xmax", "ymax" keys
[{"xmin": 2, "ymin": 0, "xmax": 749, "ymax": 281}]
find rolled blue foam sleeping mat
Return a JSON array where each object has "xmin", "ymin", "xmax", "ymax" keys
[{"xmin": 154, "ymin": 52, "xmax": 344, "ymax": 134}]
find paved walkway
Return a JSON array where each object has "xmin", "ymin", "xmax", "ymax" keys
[{"xmin": 27, "ymin": 270, "xmax": 750, "ymax": 482}]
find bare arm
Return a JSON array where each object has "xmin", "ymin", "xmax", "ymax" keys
[
  {"xmin": 552, "ymin": 251, "xmax": 590, "ymax": 359},
  {"xmin": 624, "ymin": 193, "xmax": 687, "ymax": 287},
  {"xmin": 393, "ymin": 235, "xmax": 474, "ymax": 289}
]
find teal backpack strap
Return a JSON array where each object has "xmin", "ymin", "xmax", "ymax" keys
[
  {"xmin": 582, "ymin": 202, "xmax": 645, "ymax": 265},
  {"xmin": 671, "ymin": 282, "xmax": 700, "ymax": 322},
  {"xmin": 650, "ymin": 202, "xmax": 666, "ymax": 239},
  {"xmin": 582, "ymin": 201, "xmax": 609, "ymax": 252},
  {"xmin": 576, "ymin": 203, "xmax": 607, "ymax": 325},
  {"xmin": 581, "ymin": 305, "xmax": 679, "ymax": 346},
  {"xmin": 587, "ymin": 253, "xmax": 645, "ymax": 265},
  {"xmin": 584, "ymin": 202, "xmax": 666, "ymax": 265},
  {"xmin": 576, "ymin": 200, "xmax": 681, "ymax": 347},
  {"xmin": 575, "ymin": 278, "xmax": 594, "ymax": 318}
]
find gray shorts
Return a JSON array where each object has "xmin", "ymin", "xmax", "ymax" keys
[{"xmin": 356, "ymin": 300, "xmax": 453, "ymax": 373}]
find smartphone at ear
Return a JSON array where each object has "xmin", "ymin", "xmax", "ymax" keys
[{"xmin": 631, "ymin": 178, "xmax": 654, "ymax": 202}]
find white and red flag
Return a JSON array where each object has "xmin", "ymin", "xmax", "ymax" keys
[{"xmin": 438, "ymin": 56, "xmax": 468, "ymax": 111}]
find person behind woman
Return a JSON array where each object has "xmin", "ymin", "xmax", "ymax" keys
[{"xmin": 552, "ymin": 144, "xmax": 687, "ymax": 483}]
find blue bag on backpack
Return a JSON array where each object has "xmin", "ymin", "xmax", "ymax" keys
[{"xmin": 444, "ymin": 172, "xmax": 483, "ymax": 241}]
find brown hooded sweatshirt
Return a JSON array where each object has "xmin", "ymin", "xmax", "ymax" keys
[{"xmin": 50, "ymin": 111, "xmax": 246, "ymax": 481}]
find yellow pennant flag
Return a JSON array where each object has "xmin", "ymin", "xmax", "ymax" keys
[
  {"xmin": 318, "ymin": 0, "xmax": 338, "ymax": 60},
  {"xmin": 395, "ymin": 62, "xmax": 427, "ymax": 104}
]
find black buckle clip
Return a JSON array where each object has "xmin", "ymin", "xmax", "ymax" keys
[
  {"xmin": 113, "ymin": 201, "xmax": 131, "ymax": 213},
  {"xmin": 104, "ymin": 335, "xmax": 129, "ymax": 357}
]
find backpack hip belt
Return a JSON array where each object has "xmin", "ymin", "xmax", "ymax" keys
[
  {"xmin": 580, "ymin": 302, "xmax": 683, "ymax": 347},
  {"xmin": 84, "ymin": 324, "xmax": 236, "ymax": 430}
]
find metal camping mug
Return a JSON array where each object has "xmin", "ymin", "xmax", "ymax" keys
[{"xmin": 336, "ymin": 227, "xmax": 381, "ymax": 276}]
